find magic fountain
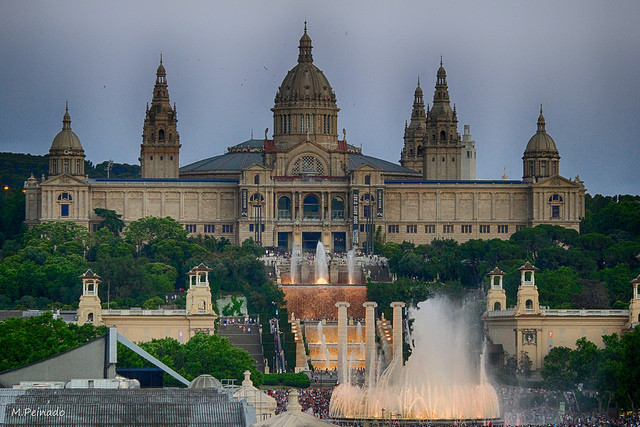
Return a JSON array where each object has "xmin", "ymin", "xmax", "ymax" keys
[
  {"xmin": 329, "ymin": 298, "xmax": 502, "ymax": 424},
  {"xmin": 278, "ymin": 242, "xmax": 368, "ymax": 320}
]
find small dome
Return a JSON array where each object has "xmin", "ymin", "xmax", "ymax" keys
[
  {"xmin": 274, "ymin": 25, "xmax": 336, "ymax": 107},
  {"xmin": 189, "ymin": 374, "xmax": 222, "ymax": 389},
  {"xmin": 50, "ymin": 108, "xmax": 83, "ymax": 152},
  {"xmin": 414, "ymin": 83, "xmax": 423, "ymax": 98},
  {"xmin": 524, "ymin": 109, "xmax": 558, "ymax": 154}
]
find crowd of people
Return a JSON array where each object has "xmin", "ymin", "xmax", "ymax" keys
[
  {"xmin": 266, "ymin": 388, "xmax": 333, "ymax": 418},
  {"xmin": 264, "ymin": 385, "xmax": 640, "ymax": 426}
]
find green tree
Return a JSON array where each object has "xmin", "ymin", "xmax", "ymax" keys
[
  {"xmin": 541, "ymin": 346, "xmax": 574, "ymax": 390},
  {"xmin": 94, "ymin": 208, "xmax": 125, "ymax": 236},
  {"xmin": 0, "ymin": 312, "xmax": 106, "ymax": 371},
  {"xmin": 125, "ymin": 216, "xmax": 188, "ymax": 252},
  {"xmin": 536, "ymin": 267, "xmax": 582, "ymax": 308}
]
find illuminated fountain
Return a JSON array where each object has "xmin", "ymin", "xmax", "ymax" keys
[
  {"xmin": 315, "ymin": 242, "xmax": 329, "ymax": 284},
  {"xmin": 329, "ymin": 298, "xmax": 501, "ymax": 423},
  {"xmin": 347, "ymin": 249, "xmax": 358, "ymax": 284},
  {"xmin": 290, "ymin": 242, "xmax": 302, "ymax": 284}
]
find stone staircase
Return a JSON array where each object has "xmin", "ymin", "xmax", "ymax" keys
[{"xmin": 217, "ymin": 320, "xmax": 265, "ymax": 373}]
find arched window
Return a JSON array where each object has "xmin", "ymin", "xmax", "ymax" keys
[
  {"xmin": 303, "ymin": 194, "xmax": 320, "ymax": 219},
  {"xmin": 331, "ymin": 197, "xmax": 344, "ymax": 220},
  {"xmin": 254, "ymin": 174, "xmax": 260, "ymax": 185},
  {"xmin": 249, "ymin": 193, "xmax": 264, "ymax": 202},
  {"xmin": 291, "ymin": 156, "xmax": 325, "ymax": 175},
  {"xmin": 440, "ymin": 131, "xmax": 446, "ymax": 142},
  {"xmin": 278, "ymin": 196, "xmax": 291, "ymax": 219},
  {"xmin": 548, "ymin": 194, "xmax": 564, "ymax": 219},
  {"xmin": 87, "ymin": 313, "xmax": 93, "ymax": 322},
  {"xmin": 57, "ymin": 193, "xmax": 72, "ymax": 201},
  {"xmin": 360, "ymin": 193, "xmax": 374, "ymax": 218},
  {"xmin": 525, "ymin": 299, "xmax": 533, "ymax": 310},
  {"xmin": 493, "ymin": 302, "xmax": 501, "ymax": 311},
  {"xmin": 417, "ymin": 146, "xmax": 422, "ymax": 156},
  {"xmin": 159, "ymin": 129, "xmax": 165, "ymax": 140}
]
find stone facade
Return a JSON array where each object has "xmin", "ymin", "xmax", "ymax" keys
[
  {"xmin": 25, "ymin": 26, "xmax": 586, "ymax": 252},
  {"xmin": 77, "ymin": 266, "xmax": 217, "ymax": 343},
  {"xmin": 483, "ymin": 266, "xmax": 640, "ymax": 371}
]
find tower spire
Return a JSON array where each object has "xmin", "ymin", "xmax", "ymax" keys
[{"xmin": 298, "ymin": 22, "xmax": 313, "ymax": 63}]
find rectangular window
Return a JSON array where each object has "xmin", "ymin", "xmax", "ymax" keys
[
  {"xmin": 516, "ymin": 225, "xmax": 526, "ymax": 232},
  {"xmin": 425, "ymin": 224, "xmax": 435, "ymax": 233},
  {"xmin": 222, "ymin": 225, "xmax": 234, "ymax": 233},
  {"xmin": 185, "ymin": 224, "xmax": 197, "ymax": 233},
  {"xmin": 480, "ymin": 225, "xmax": 491, "ymax": 233},
  {"xmin": 498, "ymin": 225, "xmax": 509, "ymax": 233},
  {"xmin": 388, "ymin": 225, "xmax": 399, "ymax": 233},
  {"xmin": 61, "ymin": 204, "xmax": 69, "ymax": 217},
  {"xmin": 406, "ymin": 225, "xmax": 417, "ymax": 233},
  {"xmin": 204, "ymin": 224, "xmax": 215, "ymax": 233},
  {"xmin": 92, "ymin": 224, "xmax": 98, "ymax": 232},
  {"xmin": 461, "ymin": 225, "xmax": 472, "ymax": 233},
  {"xmin": 363, "ymin": 205, "xmax": 371, "ymax": 218},
  {"xmin": 250, "ymin": 224, "xmax": 254, "ymax": 232},
  {"xmin": 443, "ymin": 225, "xmax": 454, "ymax": 233},
  {"xmin": 552, "ymin": 206, "xmax": 560, "ymax": 218}
]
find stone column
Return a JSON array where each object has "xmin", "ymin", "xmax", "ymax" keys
[
  {"xmin": 391, "ymin": 302, "xmax": 405, "ymax": 362},
  {"xmin": 336, "ymin": 301, "xmax": 350, "ymax": 385},
  {"xmin": 363, "ymin": 301, "xmax": 378, "ymax": 387}
]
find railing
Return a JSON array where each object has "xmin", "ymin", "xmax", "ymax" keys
[
  {"xmin": 485, "ymin": 308, "xmax": 516, "ymax": 317},
  {"xmin": 542, "ymin": 308, "xmax": 629, "ymax": 317},
  {"xmin": 102, "ymin": 309, "xmax": 188, "ymax": 316}
]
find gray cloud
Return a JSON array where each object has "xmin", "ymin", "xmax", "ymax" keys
[{"xmin": 1, "ymin": 0, "xmax": 638, "ymax": 195}]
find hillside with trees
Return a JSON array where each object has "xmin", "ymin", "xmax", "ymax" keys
[{"xmin": 368, "ymin": 194, "xmax": 640, "ymax": 310}]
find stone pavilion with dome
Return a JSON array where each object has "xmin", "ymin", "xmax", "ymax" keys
[{"xmin": 25, "ymin": 25, "xmax": 585, "ymax": 252}]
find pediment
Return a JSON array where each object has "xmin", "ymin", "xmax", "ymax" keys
[
  {"xmin": 352, "ymin": 163, "xmax": 380, "ymax": 172},
  {"xmin": 285, "ymin": 140, "xmax": 329, "ymax": 158},
  {"xmin": 532, "ymin": 175, "xmax": 578, "ymax": 188},
  {"xmin": 41, "ymin": 174, "xmax": 88, "ymax": 187},
  {"xmin": 243, "ymin": 163, "xmax": 270, "ymax": 172}
]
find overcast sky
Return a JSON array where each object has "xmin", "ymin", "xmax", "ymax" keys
[{"xmin": 1, "ymin": 1, "xmax": 638, "ymax": 195}]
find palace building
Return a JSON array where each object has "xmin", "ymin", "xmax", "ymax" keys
[
  {"xmin": 24, "ymin": 25, "xmax": 586, "ymax": 252},
  {"xmin": 483, "ymin": 265, "xmax": 640, "ymax": 371}
]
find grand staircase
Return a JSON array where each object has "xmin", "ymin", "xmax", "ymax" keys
[{"xmin": 217, "ymin": 319, "xmax": 266, "ymax": 373}]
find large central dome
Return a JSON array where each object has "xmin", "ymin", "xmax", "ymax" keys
[
  {"xmin": 274, "ymin": 26, "xmax": 336, "ymax": 108},
  {"xmin": 271, "ymin": 24, "xmax": 339, "ymax": 151}
]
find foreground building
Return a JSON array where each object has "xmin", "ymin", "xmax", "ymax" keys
[
  {"xmin": 77, "ymin": 264, "xmax": 217, "ymax": 343},
  {"xmin": 24, "ymin": 25, "xmax": 585, "ymax": 252},
  {"xmin": 483, "ymin": 265, "xmax": 640, "ymax": 371}
]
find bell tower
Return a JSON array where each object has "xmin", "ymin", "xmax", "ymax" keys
[
  {"xmin": 140, "ymin": 56, "xmax": 181, "ymax": 179},
  {"xmin": 400, "ymin": 78, "xmax": 427, "ymax": 173},
  {"xmin": 186, "ymin": 263, "xmax": 216, "ymax": 315},
  {"xmin": 486, "ymin": 267, "xmax": 507, "ymax": 312},
  {"xmin": 77, "ymin": 269, "xmax": 102, "ymax": 326},
  {"xmin": 422, "ymin": 59, "xmax": 462, "ymax": 180},
  {"xmin": 515, "ymin": 262, "xmax": 541, "ymax": 316}
]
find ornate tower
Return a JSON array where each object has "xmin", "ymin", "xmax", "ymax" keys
[
  {"xmin": 48, "ymin": 104, "xmax": 86, "ymax": 177},
  {"xmin": 140, "ymin": 57, "xmax": 181, "ymax": 179},
  {"xmin": 422, "ymin": 60, "xmax": 462, "ymax": 180},
  {"xmin": 461, "ymin": 125, "xmax": 476, "ymax": 180},
  {"xmin": 486, "ymin": 267, "xmax": 507, "ymax": 312},
  {"xmin": 522, "ymin": 107, "xmax": 560, "ymax": 182},
  {"xmin": 515, "ymin": 262, "xmax": 541, "ymax": 316},
  {"xmin": 271, "ymin": 24, "xmax": 340, "ymax": 152},
  {"xmin": 185, "ymin": 263, "xmax": 216, "ymax": 315},
  {"xmin": 77, "ymin": 269, "xmax": 102, "ymax": 326},
  {"xmin": 400, "ymin": 79, "xmax": 427, "ymax": 173}
]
